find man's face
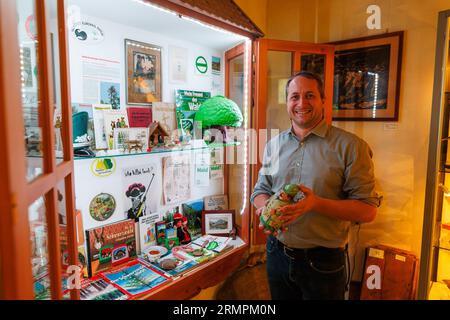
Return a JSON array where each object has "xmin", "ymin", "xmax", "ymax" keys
[{"xmin": 286, "ymin": 76, "xmax": 324, "ymax": 131}]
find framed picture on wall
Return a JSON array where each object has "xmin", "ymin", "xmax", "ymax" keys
[
  {"xmin": 201, "ymin": 210, "xmax": 235, "ymax": 236},
  {"xmin": 331, "ymin": 31, "xmax": 403, "ymax": 121},
  {"xmin": 125, "ymin": 39, "xmax": 162, "ymax": 105}
]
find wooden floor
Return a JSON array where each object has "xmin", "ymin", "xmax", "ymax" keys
[
  {"xmin": 215, "ymin": 262, "xmax": 271, "ymax": 300},
  {"xmin": 214, "ymin": 261, "xmax": 362, "ymax": 300}
]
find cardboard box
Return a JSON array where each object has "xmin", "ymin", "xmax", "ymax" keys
[{"xmin": 360, "ymin": 244, "xmax": 419, "ymax": 300}]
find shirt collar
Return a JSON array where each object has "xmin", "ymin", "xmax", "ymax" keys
[{"xmin": 288, "ymin": 119, "xmax": 329, "ymax": 140}]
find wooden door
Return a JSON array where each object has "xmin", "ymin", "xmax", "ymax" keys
[
  {"xmin": 251, "ymin": 39, "xmax": 335, "ymax": 246},
  {"xmin": 0, "ymin": 0, "xmax": 79, "ymax": 300}
]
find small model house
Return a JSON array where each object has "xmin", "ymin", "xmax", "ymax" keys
[{"xmin": 148, "ymin": 121, "xmax": 170, "ymax": 147}]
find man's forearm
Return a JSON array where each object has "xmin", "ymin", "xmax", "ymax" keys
[
  {"xmin": 314, "ymin": 197, "xmax": 376, "ymax": 223},
  {"xmin": 253, "ymin": 194, "xmax": 270, "ymax": 209}
]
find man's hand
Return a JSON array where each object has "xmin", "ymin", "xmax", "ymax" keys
[{"xmin": 278, "ymin": 185, "xmax": 317, "ymax": 227}]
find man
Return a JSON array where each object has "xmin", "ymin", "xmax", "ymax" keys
[{"xmin": 250, "ymin": 71, "xmax": 380, "ymax": 300}]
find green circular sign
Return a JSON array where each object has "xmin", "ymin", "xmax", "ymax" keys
[{"xmin": 195, "ymin": 56, "xmax": 208, "ymax": 74}]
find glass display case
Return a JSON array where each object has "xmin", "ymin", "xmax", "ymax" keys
[{"xmin": 419, "ymin": 10, "xmax": 450, "ymax": 300}]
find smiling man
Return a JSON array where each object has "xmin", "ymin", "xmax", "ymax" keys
[{"xmin": 250, "ymin": 71, "xmax": 381, "ymax": 300}]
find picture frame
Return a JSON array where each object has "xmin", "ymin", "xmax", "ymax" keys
[
  {"xmin": 331, "ymin": 31, "xmax": 403, "ymax": 121},
  {"xmin": 201, "ymin": 210, "xmax": 235, "ymax": 236},
  {"xmin": 125, "ymin": 39, "xmax": 162, "ymax": 105},
  {"xmin": 113, "ymin": 127, "xmax": 149, "ymax": 152}
]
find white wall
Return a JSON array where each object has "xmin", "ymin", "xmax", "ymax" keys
[{"xmin": 68, "ymin": 13, "xmax": 225, "ymax": 107}]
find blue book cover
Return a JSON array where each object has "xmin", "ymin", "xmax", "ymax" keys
[{"xmin": 101, "ymin": 260, "xmax": 169, "ymax": 297}]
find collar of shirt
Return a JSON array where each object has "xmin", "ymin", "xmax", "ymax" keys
[{"xmin": 288, "ymin": 119, "xmax": 329, "ymax": 141}]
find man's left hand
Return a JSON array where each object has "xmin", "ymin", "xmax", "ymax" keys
[{"xmin": 277, "ymin": 185, "xmax": 317, "ymax": 226}]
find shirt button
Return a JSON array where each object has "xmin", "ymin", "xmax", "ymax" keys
[
  {"xmin": 300, "ymin": 142, "xmax": 305, "ymax": 147},
  {"xmin": 296, "ymin": 162, "xmax": 300, "ymax": 167}
]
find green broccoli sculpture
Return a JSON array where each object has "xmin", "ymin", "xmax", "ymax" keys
[{"xmin": 194, "ymin": 95, "xmax": 243, "ymax": 143}]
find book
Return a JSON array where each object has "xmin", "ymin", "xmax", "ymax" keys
[
  {"xmin": 138, "ymin": 213, "xmax": 159, "ymax": 254},
  {"xmin": 103, "ymin": 109, "xmax": 129, "ymax": 149},
  {"xmin": 191, "ymin": 235, "xmax": 232, "ymax": 254},
  {"xmin": 126, "ymin": 107, "xmax": 152, "ymax": 128},
  {"xmin": 92, "ymin": 104, "xmax": 112, "ymax": 150},
  {"xmin": 143, "ymin": 252, "xmax": 198, "ymax": 278},
  {"xmin": 174, "ymin": 243, "xmax": 217, "ymax": 264},
  {"xmin": 100, "ymin": 260, "xmax": 169, "ymax": 298},
  {"xmin": 85, "ymin": 219, "xmax": 137, "ymax": 277},
  {"xmin": 80, "ymin": 275, "xmax": 129, "ymax": 300}
]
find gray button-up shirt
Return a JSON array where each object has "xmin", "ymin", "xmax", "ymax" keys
[{"xmin": 250, "ymin": 120, "xmax": 380, "ymax": 249}]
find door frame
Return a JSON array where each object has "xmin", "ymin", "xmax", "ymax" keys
[{"xmin": 251, "ymin": 38, "xmax": 335, "ymax": 246}]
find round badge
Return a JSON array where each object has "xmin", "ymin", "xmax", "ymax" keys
[{"xmin": 89, "ymin": 193, "xmax": 116, "ymax": 221}]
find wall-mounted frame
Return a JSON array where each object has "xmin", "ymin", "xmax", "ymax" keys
[
  {"xmin": 125, "ymin": 39, "xmax": 162, "ymax": 105},
  {"xmin": 201, "ymin": 210, "xmax": 235, "ymax": 236},
  {"xmin": 331, "ymin": 31, "xmax": 403, "ymax": 121}
]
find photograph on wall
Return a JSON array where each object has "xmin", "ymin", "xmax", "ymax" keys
[
  {"xmin": 162, "ymin": 155, "xmax": 191, "ymax": 205},
  {"xmin": 181, "ymin": 199, "xmax": 204, "ymax": 240},
  {"xmin": 211, "ymin": 56, "xmax": 221, "ymax": 75},
  {"xmin": 125, "ymin": 39, "xmax": 162, "ymax": 105},
  {"xmin": 331, "ymin": 31, "xmax": 403, "ymax": 121},
  {"xmin": 100, "ymin": 82, "xmax": 120, "ymax": 109},
  {"xmin": 122, "ymin": 162, "xmax": 161, "ymax": 221}
]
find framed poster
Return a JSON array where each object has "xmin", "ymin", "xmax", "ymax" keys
[
  {"xmin": 125, "ymin": 39, "xmax": 162, "ymax": 105},
  {"xmin": 331, "ymin": 31, "xmax": 403, "ymax": 121},
  {"xmin": 201, "ymin": 210, "xmax": 235, "ymax": 236}
]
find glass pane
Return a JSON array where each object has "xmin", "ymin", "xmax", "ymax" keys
[
  {"xmin": 29, "ymin": 196, "xmax": 51, "ymax": 300},
  {"xmin": 267, "ymin": 50, "xmax": 293, "ymax": 132},
  {"xmin": 227, "ymin": 53, "xmax": 245, "ymax": 223},
  {"xmin": 301, "ymin": 53, "xmax": 325, "ymax": 80},
  {"xmin": 229, "ymin": 54, "xmax": 244, "ymax": 111},
  {"xmin": 57, "ymin": 181, "xmax": 71, "ymax": 299},
  {"xmin": 49, "ymin": 0, "xmax": 65, "ymax": 164},
  {"xmin": 17, "ymin": 0, "xmax": 44, "ymax": 181}
]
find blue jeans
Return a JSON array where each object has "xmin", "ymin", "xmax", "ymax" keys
[{"xmin": 266, "ymin": 235, "xmax": 347, "ymax": 300}]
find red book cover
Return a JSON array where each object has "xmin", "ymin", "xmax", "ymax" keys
[
  {"xmin": 85, "ymin": 219, "xmax": 137, "ymax": 277},
  {"xmin": 127, "ymin": 107, "xmax": 152, "ymax": 127}
]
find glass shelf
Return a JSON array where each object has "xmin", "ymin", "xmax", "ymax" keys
[{"xmin": 74, "ymin": 141, "xmax": 242, "ymax": 161}]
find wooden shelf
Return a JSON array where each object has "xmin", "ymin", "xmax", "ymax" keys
[{"xmin": 135, "ymin": 244, "xmax": 247, "ymax": 300}]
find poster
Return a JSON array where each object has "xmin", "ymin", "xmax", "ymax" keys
[
  {"xmin": 82, "ymin": 56, "xmax": 121, "ymax": 105},
  {"xmin": 195, "ymin": 152, "xmax": 210, "ymax": 187},
  {"xmin": 122, "ymin": 162, "xmax": 161, "ymax": 221},
  {"xmin": 162, "ymin": 155, "xmax": 191, "ymax": 205},
  {"xmin": 211, "ymin": 56, "xmax": 221, "ymax": 75},
  {"xmin": 169, "ymin": 46, "xmax": 188, "ymax": 83}
]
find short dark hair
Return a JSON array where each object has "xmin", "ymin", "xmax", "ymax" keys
[{"xmin": 285, "ymin": 71, "xmax": 325, "ymax": 100}]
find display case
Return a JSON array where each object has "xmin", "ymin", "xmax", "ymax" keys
[{"xmin": 419, "ymin": 10, "xmax": 450, "ymax": 300}]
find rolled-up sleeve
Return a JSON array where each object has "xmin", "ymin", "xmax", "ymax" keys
[
  {"xmin": 250, "ymin": 144, "xmax": 274, "ymax": 204},
  {"xmin": 343, "ymin": 138, "xmax": 381, "ymax": 207}
]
